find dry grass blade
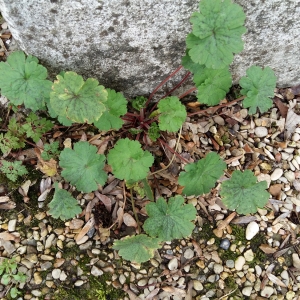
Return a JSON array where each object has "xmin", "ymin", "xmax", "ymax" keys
[
  {"xmin": 95, "ymin": 191, "xmax": 112, "ymax": 212},
  {"xmin": 267, "ymin": 273, "xmax": 287, "ymax": 287},
  {"xmin": 0, "ymin": 196, "xmax": 10, "ymax": 203},
  {"xmin": 0, "ymin": 201, "xmax": 16, "ymax": 209}
]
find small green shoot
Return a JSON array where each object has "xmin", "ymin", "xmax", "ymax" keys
[
  {"xmin": 0, "ymin": 257, "xmax": 27, "ymax": 299},
  {"xmin": 41, "ymin": 141, "xmax": 60, "ymax": 161},
  {"xmin": 0, "ymin": 160, "xmax": 28, "ymax": 182}
]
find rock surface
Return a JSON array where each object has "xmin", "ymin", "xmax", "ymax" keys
[{"xmin": 0, "ymin": 0, "xmax": 299, "ymax": 97}]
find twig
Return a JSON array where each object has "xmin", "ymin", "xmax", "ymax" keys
[
  {"xmin": 149, "ymin": 126, "xmax": 185, "ymax": 176},
  {"xmin": 130, "ymin": 188, "xmax": 141, "ymax": 234}
]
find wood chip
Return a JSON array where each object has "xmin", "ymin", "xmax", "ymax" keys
[{"xmin": 259, "ymin": 244, "xmax": 277, "ymax": 254}]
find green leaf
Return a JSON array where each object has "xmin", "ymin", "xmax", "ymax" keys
[
  {"xmin": 220, "ymin": 170, "xmax": 270, "ymax": 214},
  {"xmin": 148, "ymin": 122, "xmax": 160, "ymax": 142},
  {"xmin": 1, "ymin": 273, "xmax": 11, "ymax": 285},
  {"xmin": 187, "ymin": 0, "xmax": 246, "ymax": 69},
  {"xmin": 48, "ymin": 182, "xmax": 82, "ymax": 220},
  {"xmin": 182, "ymin": 53, "xmax": 231, "ymax": 105},
  {"xmin": 178, "ymin": 152, "xmax": 226, "ymax": 196},
  {"xmin": 41, "ymin": 141, "xmax": 60, "ymax": 161},
  {"xmin": 0, "ymin": 133, "xmax": 23, "ymax": 154},
  {"xmin": 0, "ymin": 51, "xmax": 52, "ymax": 111},
  {"xmin": 50, "ymin": 71, "xmax": 107, "ymax": 123},
  {"xmin": 157, "ymin": 96, "xmax": 187, "ymax": 132},
  {"xmin": 94, "ymin": 88, "xmax": 127, "ymax": 130},
  {"xmin": 10, "ymin": 287, "xmax": 20, "ymax": 298},
  {"xmin": 143, "ymin": 196, "xmax": 196, "ymax": 241},
  {"xmin": 59, "ymin": 141, "xmax": 107, "ymax": 193},
  {"xmin": 113, "ymin": 234, "xmax": 161, "ymax": 263},
  {"xmin": 21, "ymin": 112, "xmax": 53, "ymax": 142},
  {"xmin": 107, "ymin": 138, "xmax": 154, "ymax": 182},
  {"xmin": 0, "ymin": 160, "xmax": 28, "ymax": 182},
  {"xmin": 240, "ymin": 66, "xmax": 277, "ymax": 114},
  {"xmin": 132, "ymin": 96, "xmax": 147, "ymax": 111}
]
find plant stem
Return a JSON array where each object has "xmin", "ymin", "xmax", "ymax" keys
[
  {"xmin": 187, "ymin": 95, "xmax": 246, "ymax": 117},
  {"xmin": 158, "ymin": 137, "xmax": 189, "ymax": 163},
  {"xmin": 130, "ymin": 188, "xmax": 141, "ymax": 234},
  {"xmin": 146, "ymin": 65, "xmax": 183, "ymax": 106},
  {"xmin": 179, "ymin": 86, "xmax": 197, "ymax": 99}
]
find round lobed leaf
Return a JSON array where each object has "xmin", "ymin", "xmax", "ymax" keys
[
  {"xmin": 50, "ymin": 71, "xmax": 107, "ymax": 124},
  {"xmin": 107, "ymin": 138, "xmax": 154, "ymax": 182},
  {"xmin": 59, "ymin": 141, "xmax": 107, "ymax": 192}
]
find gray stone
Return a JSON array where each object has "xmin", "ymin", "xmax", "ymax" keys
[{"xmin": 0, "ymin": 0, "xmax": 299, "ymax": 100}]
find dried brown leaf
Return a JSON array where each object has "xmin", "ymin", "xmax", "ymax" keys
[
  {"xmin": 95, "ymin": 191, "xmax": 112, "ymax": 212},
  {"xmin": 285, "ymin": 106, "xmax": 300, "ymax": 139},
  {"xmin": 123, "ymin": 213, "xmax": 137, "ymax": 228},
  {"xmin": 0, "ymin": 232, "xmax": 19, "ymax": 242},
  {"xmin": 274, "ymin": 97, "xmax": 288, "ymax": 118},
  {"xmin": 162, "ymin": 286, "xmax": 186, "ymax": 297},
  {"xmin": 75, "ymin": 218, "xmax": 95, "ymax": 243},
  {"xmin": 267, "ymin": 273, "xmax": 287, "ymax": 287},
  {"xmin": 0, "ymin": 196, "xmax": 10, "ymax": 203},
  {"xmin": 259, "ymin": 244, "xmax": 277, "ymax": 254}
]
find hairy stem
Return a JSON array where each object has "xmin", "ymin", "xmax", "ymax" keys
[{"xmin": 130, "ymin": 188, "xmax": 141, "ymax": 234}]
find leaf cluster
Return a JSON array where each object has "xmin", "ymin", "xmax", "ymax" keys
[
  {"xmin": 0, "ymin": 257, "xmax": 27, "ymax": 298},
  {"xmin": 0, "ymin": 160, "xmax": 28, "ymax": 182}
]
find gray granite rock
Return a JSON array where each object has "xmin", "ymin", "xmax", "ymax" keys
[{"xmin": 0, "ymin": 0, "xmax": 299, "ymax": 98}]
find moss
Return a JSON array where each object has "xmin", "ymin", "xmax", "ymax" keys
[
  {"xmin": 219, "ymin": 249, "xmax": 239, "ymax": 261},
  {"xmin": 53, "ymin": 274, "xmax": 125, "ymax": 300},
  {"xmin": 231, "ymin": 225, "xmax": 247, "ymax": 244}
]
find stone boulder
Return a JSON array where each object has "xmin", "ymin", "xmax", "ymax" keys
[{"xmin": 0, "ymin": 0, "xmax": 299, "ymax": 98}]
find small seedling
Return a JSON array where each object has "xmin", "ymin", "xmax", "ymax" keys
[{"xmin": 0, "ymin": 257, "xmax": 27, "ymax": 298}]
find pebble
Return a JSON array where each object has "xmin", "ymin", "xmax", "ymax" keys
[
  {"xmin": 45, "ymin": 233, "xmax": 56, "ymax": 249},
  {"xmin": 183, "ymin": 248, "xmax": 194, "ymax": 259},
  {"xmin": 213, "ymin": 263, "xmax": 223, "ymax": 274},
  {"xmin": 246, "ymin": 221, "xmax": 259, "ymax": 240},
  {"xmin": 244, "ymin": 249, "xmax": 254, "ymax": 262},
  {"xmin": 226, "ymin": 260, "xmax": 235, "ymax": 268},
  {"xmin": 292, "ymin": 253, "xmax": 300, "ymax": 269},
  {"xmin": 220, "ymin": 239, "xmax": 230, "ymax": 250},
  {"xmin": 193, "ymin": 280, "xmax": 203, "ymax": 291},
  {"xmin": 74, "ymin": 280, "xmax": 84, "ymax": 286},
  {"xmin": 260, "ymin": 286, "xmax": 274, "ymax": 298},
  {"xmin": 91, "ymin": 266, "xmax": 103, "ymax": 276},
  {"xmin": 270, "ymin": 168, "xmax": 283, "ymax": 181},
  {"xmin": 242, "ymin": 286, "xmax": 253, "ymax": 296},
  {"xmin": 8, "ymin": 219, "xmax": 17, "ymax": 231},
  {"xmin": 284, "ymin": 170, "xmax": 295, "ymax": 182},
  {"xmin": 60, "ymin": 271, "xmax": 67, "ymax": 281},
  {"xmin": 255, "ymin": 126, "xmax": 268, "ymax": 137},
  {"xmin": 235, "ymin": 256, "xmax": 246, "ymax": 271},
  {"xmin": 34, "ymin": 272, "xmax": 43, "ymax": 284},
  {"xmin": 168, "ymin": 258, "xmax": 178, "ymax": 270},
  {"xmin": 52, "ymin": 269, "xmax": 61, "ymax": 279}
]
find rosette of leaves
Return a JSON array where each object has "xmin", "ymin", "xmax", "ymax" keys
[
  {"xmin": 178, "ymin": 152, "xmax": 226, "ymax": 196},
  {"xmin": 48, "ymin": 182, "xmax": 82, "ymax": 220},
  {"xmin": 113, "ymin": 235, "xmax": 161, "ymax": 263},
  {"xmin": 59, "ymin": 141, "xmax": 107, "ymax": 192},
  {"xmin": 186, "ymin": 0, "xmax": 246, "ymax": 69},
  {"xmin": 50, "ymin": 71, "xmax": 107, "ymax": 123},
  {"xmin": 107, "ymin": 138, "xmax": 154, "ymax": 182},
  {"xmin": 0, "ymin": 51, "xmax": 52, "ymax": 111},
  {"xmin": 240, "ymin": 66, "xmax": 277, "ymax": 114},
  {"xmin": 157, "ymin": 96, "xmax": 187, "ymax": 132},
  {"xmin": 143, "ymin": 196, "xmax": 197, "ymax": 241},
  {"xmin": 220, "ymin": 170, "xmax": 270, "ymax": 214},
  {"xmin": 132, "ymin": 96, "xmax": 147, "ymax": 111},
  {"xmin": 182, "ymin": 53, "xmax": 232, "ymax": 105},
  {"xmin": 94, "ymin": 88, "xmax": 127, "ymax": 130}
]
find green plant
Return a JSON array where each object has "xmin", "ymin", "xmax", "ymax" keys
[
  {"xmin": 0, "ymin": 257, "xmax": 27, "ymax": 298},
  {"xmin": 41, "ymin": 141, "xmax": 60, "ymax": 160},
  {"xmin": 0, "ymin": 160, "xmax": 28, "ymax": 182},
  {"xmin": 0, "ymin": 0, "xmax": 274, "ymax": 265}
]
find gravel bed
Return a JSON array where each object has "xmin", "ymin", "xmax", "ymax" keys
[{"xmin": 2, "ymin": 89, "xmax": 300, "ymax": 300}]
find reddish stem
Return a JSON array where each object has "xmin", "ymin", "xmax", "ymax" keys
[
  {"xmin": 146, "ymin": 65, "xmax": 183, "ymax": 107},
  {"xmin": 179, "ymin": 86, "xmax": 197, "ymax": 99},
  {"xmin": 158, "ymin": 138, "xmax": 189, "ymax": 164}
]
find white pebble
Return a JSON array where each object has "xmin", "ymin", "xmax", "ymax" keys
[
  {"xmin": 8, "ymin": 219, "xmax": 17, "ymax": 232},
  {"xmin": 242, "ymin": 286, "xmax": 253, "ymax": 296},
  {"xmin": 60, "ymin": 271, "xmax": 67, "ymax": 281},
  {"xmin": 292, "ymin": 253, "xmax": 300, "ymax": 269},
  {"xmin": 91, "ymin": 266, "xmax": 103, "ymax": 276},
  {"xmin": 293, "ymin": 133, "xmax": 300, "ymax": 141},
  {"xmin": 255, "ymin": 127, "xmax": 268, "ymax": 137},
  {"xmin": 234, "ymin": 256, "xmax": 246, "ymax": 271},
  {"xmin": 246, "ymin": 221, "xmax": 259, "ymax": 240},
  {"xmin": 74, "ymin": 280, "xmax": 84, "ymax": 286},
  {"xmin": 292, "ymin": 159, "xmax": 300, "ymax": 170},
  {"xmin": 260, "ymin": 286, "xmax": 274, "ymax": 298},
  {"xmin": 183, "ymin": 248, "xmax": 194, "ymax": 260},
  {"xmin": 255, "ymin": 265, "xmax": 262, "ymax": 276},
  {"xmin": 270, "ymin": 168, "xmax": 283, "ymax": 181},
  {"xmin": 284, "ymin": 171, "xmax": 295, "ymax": 182},
  {"xmin": 168, "ymin": 258, "xmax": 178, "ymax": 271},
  {"xmin": 52, "ymin": 269, "xmax": 61, "ymax": 279},
  {"xmin": 244, "ymin": 249, "xmax": 254, "ymax": 262},
  {"xmin": 213, "ymin": 263, "xmax": 223, "ymax": 274}
]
